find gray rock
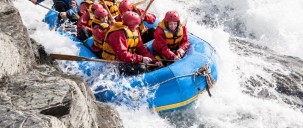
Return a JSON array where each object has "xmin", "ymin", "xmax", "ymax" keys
[
  {"xmin": 0, "ymin": 0, "xmax": 37, "ymax": 78},
  {"xmin": 0, "ymin": 0, "xmax": 123, "ymax": 127},
  {"xmin": 0, "ymin": 105, "xmax": 65, "ymax": 128},
  {"xmin": 0, "ymin": 65, "xmax": 123, "ymax": 128}
]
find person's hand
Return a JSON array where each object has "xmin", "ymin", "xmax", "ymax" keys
[
  {"xmin": 70, "ymin": 0, "xmax": 77, "ymax": 7},
  {"xmin": 31, "ymin": 0, "xmax": 38, "ymax": 4},
  {"xmin": 140, "ymin": 13, "xmax": 146, "ymax": 21},
  {"xmin": 176, "ymin": 48, "xmax": 185, "ymax": 58},
  {"xmin": 142, "ymin": 57, "xmax": 152, "ymax": 64},
  {"xmin": 174, "ymin": 55, "xmax": 180, "ymax": 60},
  {"xmin": 155, "ymin": 61, "xmax": 163, "ymax": 67},
  {"xmin": 60, "ymin": 12, "xmax": 67, "ymax": 21}
]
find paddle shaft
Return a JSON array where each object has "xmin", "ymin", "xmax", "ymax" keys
[
  {"xmin": 135, "ymin": 0, "xmax": 147, "ymax": 6},
  {"xmin": 141, "ymin": 0, "xmax": 155, "ymax": 19},
  {"xmin": 100, "ymin": 0, "xmax": 116, "ymax": 23},
  {"xmin": 183, "ymin": 15, "xmax": 189, "ymax": 26},
  {"xmin": 49, "ymin": 54, "xmax": 157, "ymax": 66},
  {"xmin": 37, "ymin": 3, "xmax": 59, "ymax": 14},
  {"xmin": 55, "ymin": 27, "xmax": 76, "ymax": 31},
  {"xmin": 157, "ymin": 59, "xmax": 175, "ymax": 62},
  {"xmin": 32, "ymin": 1, "xmax": 80, "ymax": 19}
]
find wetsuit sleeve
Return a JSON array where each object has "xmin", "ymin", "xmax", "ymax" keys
[
  {"xmin": 79, "ymin": 3, "xmax": 89, "ymax": 16},
  {"xmin": 114, "ymin": 15, "xmax": 122, "ymax": 22},
  {"xmin": 152, "ymin": 27, "xmax": 176, "ymax": 60},
  {"xmin": 136, "ymin": 32, "xmax": 157, "ymax": 63},
  {"xmin": 92, "ymin": 24, "xmax": 110, "ymax": 42},
  {"xmin": 136, "ymin": 8, "xmax": 156, "ymax": 24},
  {"xmin": 66, "ymin": 4, "xmax": 79, "ymax": 17},
  {"xmin": 92, "ymin": 25, "xmax": 103, "ymax": 40},
  {"xmin": 179, "ymin": 25, "xmax": 190, "ymax": 51},
  {"xmin": 76, "ymin": 13, "xmax": 92, "ymax": 31},
  {"xmin": 107, "ymin": 30, "xmax": 143, "ymax": 64}
]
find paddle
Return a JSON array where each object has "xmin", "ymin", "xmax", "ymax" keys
[
  {"xmin": 30, "ymin": 0, "xmax": 80, "ymax": 19},
  {"xmin": 100, "ymin": 0, "xmax": 116, "ymax": 23},
  {"xmin": 183, "ymin": 14, "xmax": 189, "ymax": 26},
  {"xmin": 49, "ymin": 54, "xmax": 157, "ymax": 66},
  {"xmin": 54, "ymin": 27, "xmax": 76, "ymax": 31},
  {"xmin": 134, "ymin": 0, "xmax": 147, "ymax": 6},
  {"xmin": 36, "ymin": 2, "xmax": 60, "ymax": 14},
  {"xmin": 140, "ymin": 0, "xmax": 155, "ymax": 20},
  {"xmin": 157, "ymin": 59, "xmax": 175, "ymax": 62}
]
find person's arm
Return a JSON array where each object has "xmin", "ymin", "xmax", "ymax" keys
[
  {"xmin": 136, "ymin": 8, "xmax": 156, "ymax": 24},
  {"xmin": 76, "ymin": 13, "xmax": 92, "ymax": 31},
  {"xmin": 79, "ymin": 3, "xmax": 89, "ymax": 16},
  {"xmin": 114, "ymin": 15, "xmax": 122, "ymax": 22},
  {"xmin": 178, "ymin": 25, "xmax": 190, "ymax": 52},
  {"xmin": 66, "ymin": 0, "xmax": 79, "ymax": 17},
  {"xmin": 92, "ymin": 25, "xmax": 103, "ymax": 40},
  {"xmin": 92, "ymin": 24, "xmax": 110, "ymax": 42},
  {"xmin": 107, "ymin": 30, "xmax": 143, "ymax": 64},
  {"xmin": 152, "ymin": 27, "xmax": 176, "ymax": 60},
  {"xmin": 136, "ymin": 32, "xmax": 157, "ymax": 63}
]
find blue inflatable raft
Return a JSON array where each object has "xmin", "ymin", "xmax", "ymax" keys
[{"xmin": 44, "ymin": 11, "xmax": 218, "ymax": 112}]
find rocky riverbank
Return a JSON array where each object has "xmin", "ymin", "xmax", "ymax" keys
[{"xmin": 0, "ymin": 0, "xmax": 122, "ymax": 127}]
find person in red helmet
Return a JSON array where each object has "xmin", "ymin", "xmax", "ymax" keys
[
  {"xmin": 77, "ymin": 3, "xmax": 104, "ymax": 41},
  {"xmin": 102, "ymin": 11, "xmax": 163, "ymax": 75},
  {"xmin": 79, "ymin": 0, "xmax": 94, "ymax": 17},
  {"xmin": 91, "ymin": 8, "xmax": 111, "ymax": 56},
  {"xmin": 115, "ymin": 0, "xmax": 156, "ymax": 43},
  {"xmin": 117, "ymin": 0, "xmax": 133, "ymax": 13},
  {"xmin": 99, "ymin": 0, "xmax": 120, "ymax": 17},
  {"xmin": 152, "ymin": 10, "xmax": 190, "ymax": 63}
]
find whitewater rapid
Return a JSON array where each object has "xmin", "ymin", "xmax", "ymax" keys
[{"xmin": 13, "ymin": 0, "xmax": 303, "ymax": 127}]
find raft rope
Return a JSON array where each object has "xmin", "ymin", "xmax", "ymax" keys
[
  {"xmin": 196, "ymin": 64, "xmax": 215, "ymax": 97},
  {"xmin": 189, "ymin": 33, "xmax": 217, "ymax": 96},
  {"xmin": 149, "ymin": 64, "xmax": 215, "ymax": 97}
]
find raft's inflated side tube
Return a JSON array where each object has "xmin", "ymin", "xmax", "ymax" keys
[
  {"xmin": 44, "ymin": 10, "xmax": 59, "ymax": 29},
  {"xmin": 119, "ymin": 34, "xmax": 218, "ymax": 112},
  {"xmin": 44, "ymin": 10, "xmax": 218, "ymax": 112}
]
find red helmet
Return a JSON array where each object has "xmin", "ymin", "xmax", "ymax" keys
[
  {"xmin": 122, "ymin": 11, "xmax": 141, "ymax": 27},
  {"xmin": 164, "ymin": 11, "xmax": 180, "ymax": 22},
  {"xmin": 91, "ymin": 4, "xmax": 103, "ymax": 12},
  {"xmin": 94, "ymin": 8, "xmax": 108, "ymax": 19},
  {"xmin": 119, "ymin": 0, "xmax": 133, "ymax": 13}
]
